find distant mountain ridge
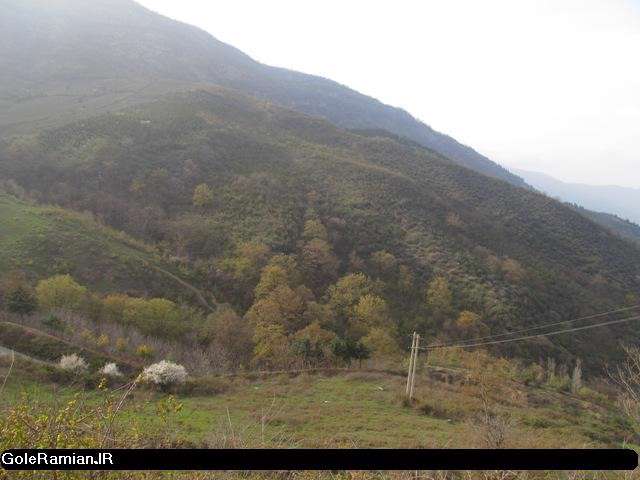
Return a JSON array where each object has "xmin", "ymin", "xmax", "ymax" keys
[
  {"xmin": 515, "ymin": 168, "xmax": 640, "ymax": 225},
  {"xmin": 0, "ymin": 0, "xmax": 525, "ymax": 187}
]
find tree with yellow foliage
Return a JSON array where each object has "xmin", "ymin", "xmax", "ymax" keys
[
  {"xmin": 192, "ymin": 183, "xmax": 214, "ymax": 208},
  {"xmin": 253, "ymin": 322, "xmax": 290, "ymax": 369},
  {"xmin": 361, "ymin": 327, "xmax": 401, "ymax": 359},
  {"xmin": 425, "ymin": 276, "xmax": 454, "ymax": 322},
  {"xmin": 353, "ymin": 294, "xmax": 390, "ymax": 337}
]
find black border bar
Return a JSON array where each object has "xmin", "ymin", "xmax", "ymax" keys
[{"xmin": 1, "ymin": 449, "xmax": 637, "ymax": 471}]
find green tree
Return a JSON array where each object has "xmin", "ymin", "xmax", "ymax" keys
[
  {"xmin": 370, "ymin": 250, "xmax": 398, "ymax": 277},
  {"xmin": 253, "ymin": 321, "xmax": 290, "ymax": 368},
  {"xmin": 35, "ymin": 275, "xmax": 87, "ymax": 312},
  {"xmin": 254, "ymin": 264, "xmax": 289, "ymax": 299},
  {"xmin": 246, "ymin": 285, "xmax": 307, "ymax": 334},
  {"xmin": 217, "ymin": 242, "xmax": 272, "ymax": 307},
  {"xmin": 202, "ymin": 307, "xmax": 253, "ymax": 367},
  {"xmin": 456, "ymin": 311, "xmax": 481, "ymax": 331},
  {"xmin": 302, "ymin": 219, "xmax": 329, "ymax": 242},
  {"xmin": 353, "ymin": 294, "xmax": 390, "ymax": 335},
  {"xmin": 6, "ymin": 285, "xmax": 37, "ymax": 316},
  {"xmin": 361, "ymin": 327, "xmax": 401, "ymax": 359},
  {"xmin": 254, "ymin": 254, "xmax": 303, "ymax": 300},
  {"xmin": 625, "ymin": 293, "xmax": 638, "ymax": 307},
  {"xmin": 397, "ymin": 265, "xmax": 415, "ymax": 295},
  {"xmin": 300, "ymin": 238, "xmax": 339, "ymax": 292},
  {"xmin": 425, "ymin": 276, "xmax": 453, "ymax": 321},
  {"xmin": 331, "ymin": 337, "xmax": 370, "ymax": 367},
  {"xmin": 192, "ymin": 183, "xmax": 214, "ymax": 208},
  {"xmin": 327, "ymin": 273, "xmax": 376, "ymax": 334},
  {"xmin": 122, "ymin": 297, "xmax": 184, "ymax": 337},
  {"xmin": 502, "ymin": 258, "xmax": 526, "ymax": 283},
  {"xmin": 292, "ymin": 322, "xmax": 336, "ymax": 366}
]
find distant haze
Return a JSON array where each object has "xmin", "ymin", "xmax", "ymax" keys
[
  {"xmin": 516, "ymin": 169, "xmax": 640, "ymax": 224},
  {"xmin": 137, "ymin": 0, "xmax": 640, "ymax": 188}
]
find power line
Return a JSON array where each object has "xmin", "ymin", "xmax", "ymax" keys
[
  {"xmin": 428, "ymin": 304, "xmax": 640, "ymax": 348},
  {"xmin": 418, "ymin": 314, "xmax": 640, "ymax": 350}
]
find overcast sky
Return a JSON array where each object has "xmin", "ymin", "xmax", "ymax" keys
[{"xmin": 137, "ymin": 0, "xmax": 640, "ymax": 188}]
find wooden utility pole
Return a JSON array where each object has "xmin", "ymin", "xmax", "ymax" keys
[
  {"xmin": 409, "ymin": 333, "xmax": 420, "ymax": 401},
  {"xmin": 405, "ymin": 332, "xmax": 416, "ymax": 397},
  {"xmin": 405, "ymin": 332, "xmax": 420, "ymax": 401}
]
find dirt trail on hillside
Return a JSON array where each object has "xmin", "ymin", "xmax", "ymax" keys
[{"xmin": 0, "ymin": 345, "xmax": 52, "ymax": 366}]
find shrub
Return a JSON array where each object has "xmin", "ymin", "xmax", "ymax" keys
[
  {"xmin": 58, "ymin": 354, "xmax": 88, "ymax": 373},
  {"xmin": 99, "ymin": 362, "xmax": 123, "ymax": 378},
  {"xmin": 123, "ymin": 297, "xmax": 185, "ymax": 338},
  {"xmin": 547, "ymin": 373, "xmax": 571, "ymax": 392},
  {"xmin": 577, "ymin": 386, "xmax": 608, "ymax": 404},
  {"xmin": 180, "ymin": 376, "xmax": 230, "ymax": 396},
  {"xmin": 141, "ymin": 360, "xmax": 188, "ymax": 387},
  {"xmin": 96, "ymin": 333, "xmax": 110, "ymax": 348},
  {"xmin": 420, "ymin": 398, "xmax": 466, "ymax": 421},
  {"xmin": 518, "ymin": 363, "xmax": 545, "ymax": 386},
  {"xmin": 41, "ymin": 313, "xmax": 65, "ymax": 331},
  {"xmin": 136, "ymin": 344, "xmax": 154, "ymax": 359},
  {"xmin": 115, "ymin": 337, "xmax": 128, "ymax": 352}
]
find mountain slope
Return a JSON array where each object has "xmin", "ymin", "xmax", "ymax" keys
[
  {"xmin": 0, "ymin": 191, "xmax": 206, "ymax": 302},
  {"xmin": 572, "ymin": 206, "xmax": 640, "ymax": 245},
  {"xmin": 1, "ymin": 88, "xmax": 638, "ymax": 366},
  {"xmin": 516, "ymin": 169, "xmax": 640, "ymax": 225},
  {"xmin": 0, "ymin": 0, "xmax": 524, "ymax": 187}
]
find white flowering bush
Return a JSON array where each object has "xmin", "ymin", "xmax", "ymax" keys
[
  {"xmin": 58, "ymin": 354, "xmax": 88, "ymax": 373},
  {"xmin": 141, "ymin": 360, "xmax": 187, "ymax": 387},
  {"xmin": 99, "ymin": 362, "xmax": 123, "ymax": 378}
]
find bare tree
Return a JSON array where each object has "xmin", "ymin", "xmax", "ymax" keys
[
  {"xmin": 570, "ymin": 358, "xmax": 582, "ymax": 394},
  {"xmin": 610, "ymin": 346, "xmax": 640, "ymax": 425}
]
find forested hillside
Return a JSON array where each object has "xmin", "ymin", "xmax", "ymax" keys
[
  {"xmin": 0, "ymin": 0, "xmax": 524, "ymax": 186},
  {"xmin": 572, "ymin": 206, "xmax": 640, "ymax": 245},
  {"xmin": 517, "ymin": 168, "xmax": 640, "ymax": 225},
  {"xmin": 1, "ymin": 88, "xmax": 638, "ymax": 369}
]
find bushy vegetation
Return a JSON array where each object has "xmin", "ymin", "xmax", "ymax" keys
[
  {"xmin": 142, "ymin": 360, "xmax": 188, "ymax": 388},
  {"xmin": 1, "ymin": 90, "xmax": 637, "ymax": 370},
  {"xmin": 58, "ymin": 353, "xmax": 88, "ymax": 373}
]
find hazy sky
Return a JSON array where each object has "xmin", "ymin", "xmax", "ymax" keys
[{"xmin": 137, "ymin": 0, "xmax": 640, "ymax": 188}]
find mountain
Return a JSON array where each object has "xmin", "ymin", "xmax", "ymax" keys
[
  {"xmin": 2, "ymin": 88, "xmax": 639, "ymax": 367},
  {"xmin": 573, "ymin": 206, "xmax": 640, "ymax": 245},
  {"xmin": 515, "ymin": 169, "xmax": 640, "ymax": 225},
  {"xmin": 0, "ymin": 0, "xmax": 524, "ymax": 187}
]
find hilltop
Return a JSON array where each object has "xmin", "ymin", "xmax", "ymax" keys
[{"xmin": 516, "ymin": 168, "xmax": 640, "ymax": 226}]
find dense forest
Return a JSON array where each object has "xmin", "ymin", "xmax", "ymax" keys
[{"xmin": 1, "ymin": 88, "xmax": 638, "ymax": 371}]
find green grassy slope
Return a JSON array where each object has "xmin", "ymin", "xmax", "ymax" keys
[
  {"xmin": 0, "ymin": 368, "xmax": 633, "ymax": 449},
  {"xmin": 2, "ymin": 89, "xmax": 638, "ymax": 366},
  {"xmin": 0, "ymin": 192, "xmax": 205, "ymax": 302},
  {"xmin": 0, "ymin": 0, "xmax": 523, "ymax": 186}
]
